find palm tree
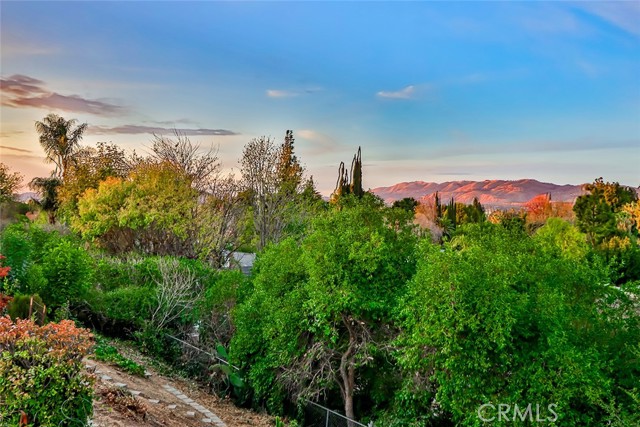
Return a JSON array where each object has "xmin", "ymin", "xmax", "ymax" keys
[{"xmin": 35, "ymin": 114, "xmax": 88, "ymax": 181}]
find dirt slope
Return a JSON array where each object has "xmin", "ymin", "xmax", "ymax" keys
[{"xmin": 87, "ymin": 348, "xmax": 273, "ymax": 427}]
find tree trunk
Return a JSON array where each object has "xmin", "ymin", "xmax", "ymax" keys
[{"xmin": 340, "ymin": 314, "xmax": 357, "ymax": 423}]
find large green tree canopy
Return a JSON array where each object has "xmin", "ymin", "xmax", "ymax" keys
[
  {"xmin": 232, "ymin": 194, "xmax": 417, "ymax": 419},
  {"xmin": 397, "ymin": 224, "xmax": 640, "ymax": 426}
]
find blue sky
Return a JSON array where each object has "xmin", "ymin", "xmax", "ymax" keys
[{"xmin": 1, "ymin": 1, "xmax": 639, "ymax": 194}]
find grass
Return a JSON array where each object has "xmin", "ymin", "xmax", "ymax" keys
[{"xmin": 92, "ymin": 336, "xmax": 146, "ymax": 377}]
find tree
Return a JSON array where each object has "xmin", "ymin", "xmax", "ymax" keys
[
  {"xmin": 331, "ymin": 147, "xmax": 364, "ymax": 203},
  {"xmin": 398, "ymin": 224, "xmax": 640, "ymax": 426},
  {"xmin": 392, "ymin": 197, "xmax": 418, "ymax": 213},
  {"xmin": 58, "ymin": 142, "xmax": 130, "ymax": 219},
  {"xmin": 232, "ymin": 195, "xmax": 417, "ymax": 420},
  {"xmin": 0, "ymin": 163, "xmax": 23, "ymax": 203},
  {"xmin": 467, "ymin": 197, "xmax": 486, "ymax": 223},
  {"xmin": 525, "ymin": 193, "xmax": 552, "ymax": 224},
  {"xmin": 35, "ymin": 114, "xmax": 88, "ymax": 181},
  {"xmin": 28, "ymin": 177, "xmax": 62, "ymax": 224},
  {"xmin": 149, "ymin": 131, "xmax": 220, "ymax": 193},
  {"xmin": 277, "ymin": 130, "xmax": 304, "ymax": 195},
  {"xmin": 197, "ymin": 174, "xmax": 251, "ymax": 266},
  {"xmin": 574, "ymin": 178, "xmax": 638, "ymax": 246},
  {"xmin": 75, "ymin": 162, "xmax": 197, "ymax": 255},
  {"xmin": 240, "ymin": 132, "xmax": 309, "ymax": 250}
]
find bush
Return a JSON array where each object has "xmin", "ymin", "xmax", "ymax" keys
[
  {"xmin": 0, "ymin": 223, "xmax": 33, "ymax": 290},
  {"xmin": 88, "ymin": 285, "xmax": 156, "ymax": 329},
  {"xmin": 0, "ymin": 223, "xmax": 62, "ymax": 295},
  {"xmin": 40, "ymin": 240, "xmax": 93, "ymax": 309},
  {"xmin": 93, "ymin": 256, "xmax": 133, "ymax": 292},
  {"xmin": 196, "ymin": 269, "xmax": 245, "ymax": 348},
  {"xmin": 0, "ymin": 316, "xmax": 94, "ymax": 426}
]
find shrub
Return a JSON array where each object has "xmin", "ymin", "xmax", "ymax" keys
[
  {"xmin": 0, "ymin": 316, "xmax": 94, "ymax": 426},
  {"xmin": 0, "ymin": 223, "xmax": 32, "ymax": 289},
  {"xmin": 88, "ymin": 285, "xmax": 156, "ymax": 329},
  {"xmin": 196, "ymin": 269, "xmax": 245, "ymax": 348},
  {"xmin": 93, "ymin": 256, "xmax": 132, "ymax": 292},
  {"xmin": 40, "ymin": 240, "xmax": 93, "ymax": 309},
  {"xmin": 0, "ymin": 224, "xmax": 62, "ymax": 295}
]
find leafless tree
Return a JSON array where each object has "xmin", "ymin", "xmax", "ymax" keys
[
  {"xmin": 150, "ymin": 131, "xmax": 221, "ymax": 192},
  {"xmin": 146, "ymin": 132, "xmax": 249, "ymax": 263},
  {"xmin": 150, "ymin": 258, "xmax": 203, "ymax": 331},
  {"xmin": 197, "ymin": 174, "xmax": 249, "ymax": 268},
  {"xmin": 240, "ymin": 133, "xmax": 310, "ymax": 250}
]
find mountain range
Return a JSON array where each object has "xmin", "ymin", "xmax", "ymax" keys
[{"xmin": 371, "ymin": 179, "xmax": 591, "ymax": 208}]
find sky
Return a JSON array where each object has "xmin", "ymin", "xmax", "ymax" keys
[{"xmin": 1, "ymin": 1, "xmax": 639, "ymax": 195}]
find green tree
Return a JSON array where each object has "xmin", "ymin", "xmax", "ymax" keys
[
  {"xmin": 534, "ymin": 218, "xmax": 589, "ymax": 261},
  {"xmin": 28, "ymin": 176, "xmax": 62, "ymax": 224},
  {"xmin": 35, "ymin": 114, "xmax": 88, "ymax": 181},
  {"xmin": 392, "ymin": 197, "xmax": 419, "ymax": 213},
  {"xmin": 277, "ymin": 130, "xmax": 304, "ymax": 195},
  {"xmin": 574, "ymin": 178, "xmax": 638, "ymax": 246},
  {"xmin": 241, "ymin": 132, "xmax": 312, "ymax": 250},
  {"xmin": 233, "ymin": 194, "xmax": 417, "ymax": 420},
  {"xmin": 331, "ymin": 147, "xmax": 364, "ymax": 203},
  {"xmin": 58, "ymin": 142, "xmax": 130, "ymax": 219},
  {"xmin": 74, "ymin": 162, "xmax": 197, "ymax": 255},
  {"xmin": 397, "ymin": 224, "xmax": 639, "ymax": 426},
  {"xmin": 0, "ymin": 162, "xmax": 23, "ymax": 203}
]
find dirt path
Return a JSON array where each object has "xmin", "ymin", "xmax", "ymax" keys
[{"xmin": 87, "ymin": 354, "xmax": 272, "ymax": 427}]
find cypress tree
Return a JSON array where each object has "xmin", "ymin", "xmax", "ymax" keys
[{"xmin": 350, "ymin": 147, "xmax": 363, "ymax": 198}]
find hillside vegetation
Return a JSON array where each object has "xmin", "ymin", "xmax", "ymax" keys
[{"xmin": 1, "ymin": 115, "xmax": 639, "ymax": 426}]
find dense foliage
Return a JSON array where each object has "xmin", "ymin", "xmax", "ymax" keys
[
  {"xmin": 397, "ymin": 224, "xmax": 639, "ymax": 426},
  {"xmin": 232, "ymin": 194, "xmax": 418, "ymax": 419},
  {"xmin": 0, "ymin": 317, "xmax": 94, "ymax": 426},
  {"xmin": 2, "ymin": 115, "xmax": 639, "ymax": 426}
]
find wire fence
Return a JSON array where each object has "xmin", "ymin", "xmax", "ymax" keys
[
  {"xmin": 164, "ymin": 334, "xmax": 372, "ymax": 427},
  {"xmin": 303, "ymin": 400, "xmax": 369, "ymax": 427}
]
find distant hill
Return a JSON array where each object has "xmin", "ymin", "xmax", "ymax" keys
[{"xmin": 371, "ymin": 179, "xmax": 590, "ymax": 208}]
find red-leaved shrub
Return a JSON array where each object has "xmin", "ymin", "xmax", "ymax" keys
[{"xmin": 0, "ymin": 316, "xmax": 95, "ymax": 426}]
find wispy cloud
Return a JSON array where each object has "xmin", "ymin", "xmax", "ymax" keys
[
  {"xmin": 376, "ymin": 85, "xmax": 416, "ymax": 99},
  {"xmin": 574, "ymin": 2, "xmax": 640, "ymax": 36},
  {"xmin": 267, "ymin": 89, "xmax": 298, "ymax": 98},
  {"xmin": 0, "ymin": 152, "xmax": 44, "ymax": 161},
  {"xmin": 0, "ymin": 131, "xmax": 25, "ymax": 139},
  {"xmin": 88, "ymin": 125, "xmax": 238, "ymax": 136},
  {"xmin": 266, "ymin": 87, "xmax": 322, "ymax": 98},
  {"xmin": 0, "ymin": 145, "xmax": 32, "ymax": 153},
  {"xmin": 296, "ymin": 129, "xmax": 342, "ymax": 155},
  {"xmin": 0, "ymin": 74, "xmax": 124, "ymax": 116},
  {"xmin": 148, "ymin": 118, "xmax": 198, "ymax": 126}
]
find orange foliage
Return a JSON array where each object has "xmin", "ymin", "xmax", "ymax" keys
[
  {"xmin": 0, "ymin": 316, "xmax": 94, "ymax": 360},
  {"xmin": 0, "ymin": 253, "xmax": 10, "ymax": 278},
  {"xmin": 525, "ymin": 193, "xmax": 552, "ymax": 223}
]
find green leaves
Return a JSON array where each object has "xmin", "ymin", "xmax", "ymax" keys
[
  {"xmin": 397, "ymin": 223, "xmax": 638, "ymax": 426},
  {"xmin": 232, "ymin": 196, "xmax": 418, "ymax": 416}
]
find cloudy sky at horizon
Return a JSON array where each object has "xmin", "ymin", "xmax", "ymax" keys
[{"xmin": 1, "ymin": 1, "xmax": 639, "ymax": 195}]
